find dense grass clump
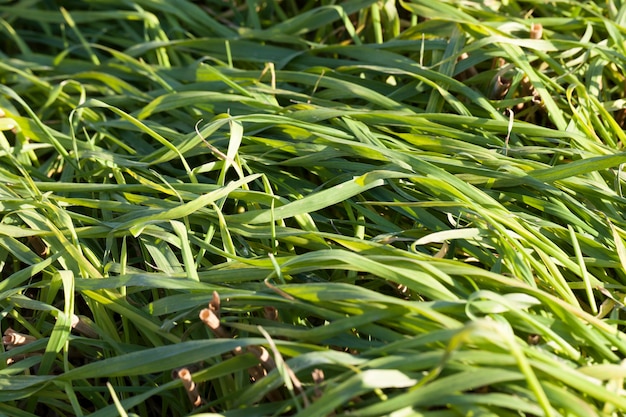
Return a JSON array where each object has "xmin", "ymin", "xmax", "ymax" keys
[{"xmin": 2, "ymin": 0, "xmax": 626, "ymax": 416}]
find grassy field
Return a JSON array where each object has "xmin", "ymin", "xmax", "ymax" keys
[{"xmin": 2, "ymin": 0, "xmax": 626, "ymax": 416}]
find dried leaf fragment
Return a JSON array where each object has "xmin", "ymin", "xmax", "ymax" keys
[
  {"xmin": 247, "ymin": 345, "xmax": 276, "ymax": 371},
  {"xmin": 199, "ymin": 291, "xmax": 230, "ymax": 338},
  {"xmin": 176, "ymin": 368, "xmax": 204, "ymax": 407},
  {"xmin": 312, "ymin": 368, "xmax": 325, "ymax": 400},
  {"xmin": 530, "ymin": 23, "xmax": 543, "ymax": 39},
  {"xmin": 70, "ymin": 314, "xmax": 99, "ymax": 338},
  {"xmin": 209, "ymin": 291, "xmax": 220, "ymax": 317},
  {"xmin": 199, "ymin": 307, "xmax": 230, "ymax": 338},
  {"xmin": 3, "ymin": 328, "xmax": 36, "ymax": 349}
]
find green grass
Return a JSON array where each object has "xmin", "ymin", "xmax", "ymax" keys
[{"xmin": 2, "ymin": 0, "xmax": 626, "ymax": 415}]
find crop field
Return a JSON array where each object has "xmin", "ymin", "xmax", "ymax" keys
[{"xmin": 2, "ymin": 1, "xmax": 626, "ymax": 416}]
